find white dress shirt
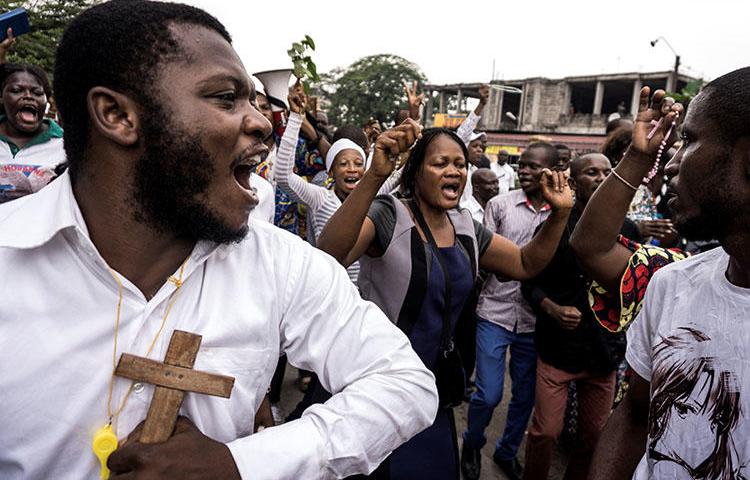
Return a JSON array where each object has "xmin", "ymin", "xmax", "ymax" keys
[
  {"xmin": 249, "ymin": 172, "xmax": 274, "ymax": 223},
  {"xmin": 490, "ymin": 162, "xmax": 517, "ymax": 194},
  {"xmin": 457, "ymin": 111, "xmax": 482, "ymax": 206},
  {"xmin": 463, "ymin": 194, "xmax": 486, "ymax": 223},
  {"xmin": 0, "ymin": 172, "xmax": 438, "ymax": 479}
]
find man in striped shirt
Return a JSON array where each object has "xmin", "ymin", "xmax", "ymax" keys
[{"xmin": 461, "ymin": 142, "xmax": 560, "ymax": 480}]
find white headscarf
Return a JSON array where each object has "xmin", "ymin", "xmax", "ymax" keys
[{"xmin": 325, "ymin": 139, "xmax": 366, "ymax": 172}]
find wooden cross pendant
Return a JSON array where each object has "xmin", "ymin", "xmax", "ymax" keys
[{"xmin": 114, "ymin": 330, "xmax": 235, "ymax": 443}]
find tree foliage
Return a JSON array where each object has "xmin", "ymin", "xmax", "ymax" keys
[
  {"xmin": 316, "ymin": 54, "xmax": 427, "ymax": 128},
  {"xmin": 0, "ymin": 0, "xmax": 97, "ymax": 76}
]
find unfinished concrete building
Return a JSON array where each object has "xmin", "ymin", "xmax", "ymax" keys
[{"xmin": 423, "ymin": 70, "xmax": 697, "ymax": 154}]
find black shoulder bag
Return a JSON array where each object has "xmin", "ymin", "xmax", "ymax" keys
[{"xmin": 409, "ymin": 199, "xmax": 466, "ymax": 408}]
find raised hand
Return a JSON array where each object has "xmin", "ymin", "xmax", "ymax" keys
[
  {"xmin": 0, "ymin": 27, "xmax": 15, "ymax": 64},
  {"xmin": 370, "ymin": 118, "xmax": 422, "ymax": 179},
  {"xmin": 477, "ymin": 84, "xmax": 490, "ymax": 106},
  {"xmin": 404, "ymin": 80, "xmax": 424, "ymax": 121},
  {"xmin": 287, "ymin": 81, "xmax": 306, "ymax": 114},
  {"xmin": 109, "ymin": 417, "xmax": 241, "ymax": 479},
  {"xmin": 540, "ymin": 168, "xmax": 573, "ymax": 211},
  {"xmin": 630, "ymin": 87, "xmax": 683, "ymax": 159}
]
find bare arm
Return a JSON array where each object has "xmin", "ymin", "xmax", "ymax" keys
[
  {"xmin": 0, "ymin": 28, "xmax": 15, "ymax": 65},
  {"xmin": 589, "ymin": 372, "xmax": 651, "ymax": 479},
  {"xmin": 479, "ymin": 170, "xmax": 573, "ymax": 280},
  {"xmin": 570, "ymin": 87, "xmax": 683, "ymax": 292},
  {"xmin": 300, "ymin": 114, "xmax": 331, "ymax": 158},
  {"xmin": 317, "ymin": 120, "xmax": 423, "ymax": 266}
]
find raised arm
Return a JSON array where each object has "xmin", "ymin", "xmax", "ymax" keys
[
  {"xmin": 317, "ymin": 120, "xmax": 422, "ymax": 267},
  {"xmin": 0, "ymin": 28, "xmax": 15, "ymax": 65},
  {"xmin": 570, "ymin": 88, "xmax": 683, "ymax": 292},
  {"xmin": 479, "ymin": 169, "xmax": 573, "ymax": 280},
  {"xmin": 404, "ymin": 81, "xmax": 425, "ymax": 122},
  {"xmin": 455, "ymin": 84, "xmax": 489, "ymax": 144},
  {"xmin": 274, "ymin": 86, "xmax": 327, "ymax": 211}
]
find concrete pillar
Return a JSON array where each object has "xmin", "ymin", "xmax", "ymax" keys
[
  {"xmin": 496, "ymin": 90, "xmax": 505, "ymax": 129},
  {"xmin": 593, "ymin": 81, "xmax": 604, "ymax": 115},
  {"xmin": 424, "ymin": 90, "xmax": 434, "ymax": 127},
  {"xmin": 456, "ymin": 89, "xmax": 463, "ymax": 113},
  {"xmin": 665, "ymin": 75, "xmax": 675, "ymax": 94},
  {"xmin": 438, "ymin": 91, "xmax": 445, "ymax": 113},
  {"xmin": 630, "ymin": 79, "xmax": 642, "ymax": 117},
  {"xmin": 529, "ymin": 81, "xmax": 542, "ymax": 127}
]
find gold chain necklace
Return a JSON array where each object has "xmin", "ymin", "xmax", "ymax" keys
[{"xmin": 92, "ymin": 259, "xmax": 188, "ymax": 480}]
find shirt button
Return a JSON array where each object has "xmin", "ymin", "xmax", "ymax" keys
[{"xmin": 133, "ymin": 383, "xmax": 145, "ymax": 394}]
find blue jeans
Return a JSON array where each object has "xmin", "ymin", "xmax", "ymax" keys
[{"xmin": 463, "ymin": 318, "xmax": 536, "ymax": 460}]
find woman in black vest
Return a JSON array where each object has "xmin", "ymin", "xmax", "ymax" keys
[{"xmin": 318, "ymin": 120, "xmax": 573, "ymax": 479}]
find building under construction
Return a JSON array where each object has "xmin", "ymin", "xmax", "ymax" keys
[{"xmin": 422, "ymin": 70, "xmax": 697, "ymax": 157}]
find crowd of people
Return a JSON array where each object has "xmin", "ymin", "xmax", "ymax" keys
[{"xmin": 1, "ymin": 1, "xmax": 749, "ymax": 480}]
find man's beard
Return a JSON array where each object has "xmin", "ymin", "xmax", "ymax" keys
[
  {"xmin": 674, "ymin": 201, "xmax": 730, "ymax": 242},
  {"xmin": 130, "ymin": 99, "xmax": 249, "ymax": 244}
]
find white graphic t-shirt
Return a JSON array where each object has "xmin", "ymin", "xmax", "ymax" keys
[{"xmin": 626, "ymin": 247, "xmax": 750, "ymax": 479}]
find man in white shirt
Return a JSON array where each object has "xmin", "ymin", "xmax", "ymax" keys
[
  {"xmin": 464, "ymin": 168, "xmax": 499, "ymax": 223},
  {"xmin": 491, "ymin": 149, "xmax": 517, "ymax": 194},
  {"xmin": 589, "ymin": 67, "xmax": 750, "ymax": 479},
  {"xmin": 0, "ymin": 2, "xmax": 437, "ymax": 479}
]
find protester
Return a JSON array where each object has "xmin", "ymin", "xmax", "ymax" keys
[
  {"xmin": 464, "ymin": 168, "xmax": 499, "ymax": 223},
  {"xmin": 520, "ymin": 153, "xmax": 629, "ymax": 480},
  {"xmin": 491, "ymin": 149, "xmax": 517, "ymax": 194},
  {"xmin": 554, "ymin": 143, "xmax": 572, "ymax": 171},
  {"xmin": 570, "ymin": 89, "xmax": 690, "ymax": 335},
  {"xmin": 275, "ymin": 83, "xmax": 401, "ymax": 281},
  {"xmin": 458, "ymin": 84, "xmax": 491, "ymax": 206},
  {"xmin": 462, "ymin": 141, "xmax": 561, "ymax": 480},
  {"xmin": 586, "ymin": 70, "xmax": 750, "ymax": 479},
  {"xmin": 0, "ymin": 3, "xmax": 440, "ymax": 479},
  {"xmin": 0, "ymin": 63, "xmax": 66, "ymax": 203},
  {"xmin": 317, "ymin": 123, "xmax": 572, "ymax": 479},
  {"xmin": 601, "ymin": 123, "xmax": 632, "ymax": 167}
]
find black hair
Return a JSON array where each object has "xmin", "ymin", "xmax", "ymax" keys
[
  {"xmin": 392, "ymin": 109, "xmax": 409, "ymax": 126},
  {"xmin": 400, "ymin": 128, "xmax": 469, "ymax": 198},
  {"xmin": 332, "ymin": 124, "xmax": 368, "ymax": 151},
  {"xmin": 0, "ymin": 63, "xmax": 52, "ymax": 97},
  {"xmin": 605, "ymin": 117, "xmax": 633, "ymax": 135},
  {"xmin": 702, "ymin": 67, "xmax": 750, "ymax": 144},
  {"xmin": 522, "ymin": 141, "xmax": 559, "ymax": 168},
  {"xmin": 601, "ymin": 125, "xmax": 633, "ymax": 166},
  {"xmin": 53, "ymin": 0, "xmax": 231, "ymax": 179},
  {"xmin": 554, "ymin": 143, "xmax": 570, "ymax": 152}
]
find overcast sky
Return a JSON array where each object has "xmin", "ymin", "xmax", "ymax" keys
[{"xmin": 181, "ymin": 0, "xmax": 745, "ymax": 85}]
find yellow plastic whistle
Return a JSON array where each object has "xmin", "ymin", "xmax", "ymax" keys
[{"xmin": 92, "ymin": 424, "xmax": 118, "ymax": 480}]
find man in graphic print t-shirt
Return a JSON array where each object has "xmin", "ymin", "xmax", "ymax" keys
[{"xmin": 589, "ymin": 67, "xmax": 750, "ymax": 479}]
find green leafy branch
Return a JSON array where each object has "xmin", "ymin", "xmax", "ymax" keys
[{"xmin": 287, "ymin": 35, "xmax": 319, "ymax": 92}]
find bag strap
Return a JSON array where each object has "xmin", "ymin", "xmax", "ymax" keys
[{"xmin": 409, "ymin": 198, "xmax": 454, "ymax": 353}]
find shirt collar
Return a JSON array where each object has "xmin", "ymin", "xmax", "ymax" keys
[
  {"xmin": 514, "ymin": 189, "xmax": 551, "ymax": 213},
  {"xmin": 0, "ymin": 170, "xmax": 83, "ymax": 249}
]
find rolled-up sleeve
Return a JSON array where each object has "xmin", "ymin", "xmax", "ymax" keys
[{"xmin": 227, "ymin": 245, "xmax": 438, "ymax": 479}]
